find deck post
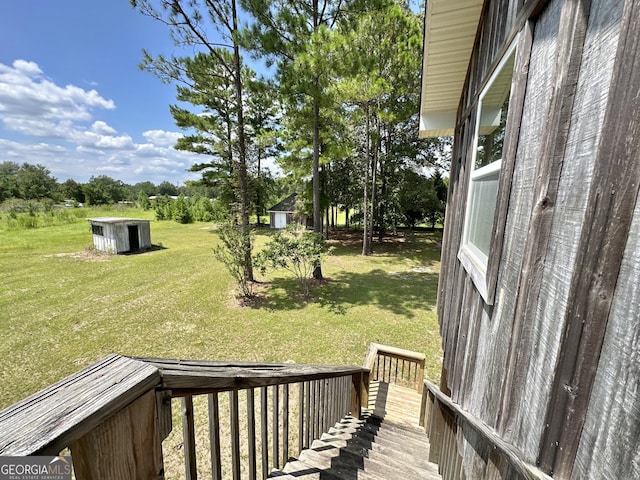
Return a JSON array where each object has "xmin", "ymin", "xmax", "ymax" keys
[
  {"xmin": 351, "ymin": 372, "xmax": 365, "ymax": 418},
  {"xmin": 427, "ymin": 397, "xmax": 445, "ymax": 465},
  {"xmin": 71, "ymin": 390, "xmax": 164, "ymax": 479}
]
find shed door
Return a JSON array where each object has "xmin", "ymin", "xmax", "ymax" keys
[
  {"xmin": 128, "ymin": 225, "xmax": 140, "ymax": 251},
  {"xmin": 275, "ymin": 213, "xmax": 287, "ymax": 229}
]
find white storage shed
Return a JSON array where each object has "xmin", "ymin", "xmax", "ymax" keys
[{"xmin": 88, "ymin": 217, "xmax": 152, "ymax": 254}]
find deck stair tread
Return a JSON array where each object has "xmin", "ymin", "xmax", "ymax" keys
[{"xmin": 268, "ymin": 381, "xmax": 442, "ymax": 480}]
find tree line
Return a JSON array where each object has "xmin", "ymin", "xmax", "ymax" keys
[
  {"xmin": 0, "ymin": 159, "xmax": 445, "ymax": 231},
  {"xmin": 0, "ymin": 162, "xmax": 204, "ymax": 205}
]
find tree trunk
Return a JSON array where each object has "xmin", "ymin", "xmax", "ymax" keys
[
  {"xmin": 312, "ymin": 88, "xmax": 323, "ymax": 279},
  {"xmin": 256, "ymin": 148, "xmax": 262, "ymax": 226},
  {"xmin": 345, "ymin": 206, "xmax": 350, "ymax": 229},
  {"xmin": 231, "ymin": 0, "xmax": 253, "ymax": 282},
  {"xmin": 378, "ymin": 124, "xmax": 390, "ymax": 244},
  {"xmin": 368, "ymin": 113, "xmax": 379, "ymax": 253},
  {"xmin": 362, "ymin": 101, "xmax": 372, "ymax": 256}
]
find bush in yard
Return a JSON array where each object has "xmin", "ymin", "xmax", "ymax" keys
[
  {"xmin": 214, "ymin": 218, "xmax": 254, "ymax": 297},
  {"xmin": 255, "ymin": 228, "xmax": 331, "ymax": 296},
  {"xmin": 172, "ymin": 195, "xmax": 193, "ymax": 224}
]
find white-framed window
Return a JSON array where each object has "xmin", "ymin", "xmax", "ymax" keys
[{"xmin": 459, "ymin": 41, "xmax": 517, "ymax": 304}]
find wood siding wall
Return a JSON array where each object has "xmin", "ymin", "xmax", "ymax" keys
[
  {"xmin": 91, "ymin": 221, "xmax": 151, "ymax": 253},
  {"xmin": 437, "ymin": 0, "xmax": 636, "ymax": 477}
]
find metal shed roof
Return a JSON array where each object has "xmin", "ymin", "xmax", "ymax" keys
[
  {"xmin": 87, "ymin": 217, "xmax": 150, "ymax": 224},
  {"xmin": 419, "ymin": 0, "xmax": 484, "ymax": 138}
]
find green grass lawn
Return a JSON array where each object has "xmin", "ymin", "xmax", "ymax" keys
[{"xmin": 0, "ymin": 207, "xmax": 443, "ymax": 409}]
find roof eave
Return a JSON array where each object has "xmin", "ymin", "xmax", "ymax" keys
[{"xmin": 419, "ymin": 0, "xmax": 484, "ymax": 138}]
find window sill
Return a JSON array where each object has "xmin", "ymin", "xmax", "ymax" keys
[{"xmin": 458, "ymin": 244, "xmax": 494, "ymax": 305}]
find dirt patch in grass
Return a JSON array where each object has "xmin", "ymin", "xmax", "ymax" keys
[{"xmin": 48, "ymin": 248, "xmax": 112, "ymax": 262}]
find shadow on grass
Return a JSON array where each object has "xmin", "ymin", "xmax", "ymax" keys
[
  {"xmin": 326, "ymin": 229, "xmax": 442, "ymax": 264},
  {"xmin": 252, "ymin": 228, "xmax": 442, "ymax": 265},
  {"xmin": 121, "ymin": 244, "xmax": 168, "ymax": 255},
  {"xmin": 317, "ymin": 269, "xmax": 439, "ymax": 317},
  {"xmin": 252, "ymin": 269, "xmax": 438, "ymax": 317}
]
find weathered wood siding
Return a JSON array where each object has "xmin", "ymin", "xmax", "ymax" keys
[
  {"xmin": 91, "ymin": 220, "xmax": 151, "ymax": 253},
  {"xmin": 436, "ymin": 0, "xmax": 635, "ymax": 477},
  {"xmin": 572, "ymin": 197, "xmax": 640, "ymax": 479}
]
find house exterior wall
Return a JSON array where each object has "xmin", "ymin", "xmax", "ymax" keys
[{"xmin": 435, "ymin": 0, "xmax": 638, "ymax": 478}]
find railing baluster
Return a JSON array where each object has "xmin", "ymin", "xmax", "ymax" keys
[
  {"xmin": 298, "ymin": 382, "xmax": 304, "ymax": 453},
  {"xmin": 409, "ymin": 360, "xmax": 413, "ymax": 389},
  {"xmin": 314, "ymin": 380, "xmax": 321, "ymax": 438},
  {"xmin": 320, "ymin": 379, "xmax": 325, "ymax": 435},
  {"xmin": 395, "ymin": 357, "xmax": 399, "ymax": 383},
  {"xmin": 382, "ymin": 354, "xmax": 387, "ymax": 382},
  {"xmin": 208, "ymin": 393, "xmax": 222, "ymax": 480},
  {"xmin": 329, "ymin": 378, "xmax": 335, "ymax": 427},
  {"xmin": 272, "ymin": 384, "xmax": 280, "ymax": 469},
  {"xmin": 247, "ymin": 388, "xmax": 257, "ymax": 480},
  {"xmin": 260, "ymin": 387, "xmax": 268, "ymax": 480},
  {"xmin": 309, "ymin": 380, "xmax": 316, "ymax": 442},
  {"xmin": 230, "ymin": 390, "xmax": 240, "ymax": 480},
  {"xmin": 305, "ymin": 380, "xmax": 311, "ymax": 448},
  {"xmin": 181, "ymin": 396, "xmax": 197, "ymax": 480},
  {"xmin": 342, "ymin": 376, "xmax": 348, "ymax": 416},
  {"xmin": 282, "ymin": 383, "xmax": 289, "ymax": 467}
]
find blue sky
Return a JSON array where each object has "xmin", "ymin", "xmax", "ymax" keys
[{"xmin": 0, "ymin": 1, "xmax": 215, "ymax": 185}]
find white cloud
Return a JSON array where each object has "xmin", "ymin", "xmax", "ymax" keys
[
  {"xmin": 91, "ymin": 121, "xmax": 116, "ymax": 135},
  {"xmin": 0, "ymin": 60, "xmax": 115, "ymax": 139},
  {"xmin": 142, "ymin": 129, "xmax": 182, "ymax": 147},
  {"xmin": 94, "ymin": 134, "xmax": 135, "ymax": 150},
  {"xmin": 0, "ymin": 60, "xmax": 202, "ymax": 185}
]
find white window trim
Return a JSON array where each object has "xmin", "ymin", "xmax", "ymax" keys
[{"xmin": 458, "ymin": 39, "xmax": 518, "ymax": 305}]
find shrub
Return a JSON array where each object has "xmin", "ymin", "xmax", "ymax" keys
[
  {"xmin": 213, "ymin": 218, "xmax": 254, "ymax": 297},
  {"xmin": 255, "ymin": 227, "xmax": 331, "ymax": 296},
  {"xmin": 172, "ymin": 195, "xmax": 193, "ymax": 224}
]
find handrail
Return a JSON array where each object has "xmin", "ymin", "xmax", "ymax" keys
[
  {"xmin": 0, "ymin": 354, "xmax": 368, "ymax": 480},
  {"xmin": 0, "ymin": 354, "xmax": 159, "ymax": 456},
  {"xmin": 140, "ymin": 356, "xmax": 366, "ymax": 394},
  {"xmin": 363, "ymin": 342, "xmax": 426, "ymax": 393},
  {"xmin": 422, "ymin": 380, "xmax": 553, "ymax": 480}
]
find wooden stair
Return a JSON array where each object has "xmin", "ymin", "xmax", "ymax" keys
[{"xmin": 268, "ymin": 381, "xmax": 442, "ymax": 480}]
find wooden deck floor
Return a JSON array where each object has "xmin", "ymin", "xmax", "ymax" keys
[{"xmin": 366, "ymin": 380, "xmax": 424, "ymax": 427}]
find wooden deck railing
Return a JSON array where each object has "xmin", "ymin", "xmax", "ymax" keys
[
  {"xmin": 363, "ymin": 342, "xmax": 426, "ymax": 393},
  {"xmin": 0, "ymin": 354, "xmax": 368, "ymax": 480},
  {"xmin": 421, "ymin": 380, "xmax": 554, "ymax": 480}
]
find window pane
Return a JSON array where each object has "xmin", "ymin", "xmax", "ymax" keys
[
  {"xmin": 476, "ymin": 92, "xmax": 510, "ymax": 168},
  {"xmin": 475, "ymin": 52, "xmax": 514, "ymax": 169},
  {"xmin": 467, "ymin": 169, "xmax": 500, "ymax": 258}
]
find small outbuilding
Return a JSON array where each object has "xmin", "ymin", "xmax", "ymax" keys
[
  {"xmin": 88, "ymin": 217, "xmax": 151, "ymax": 254},
  {"xmin": 267, "ymin": 194, "xmax": 298, "ymax": 229}
]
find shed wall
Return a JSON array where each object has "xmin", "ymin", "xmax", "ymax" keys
[{"xmin": 91, "ymin": 221, "xmax": 151, "ymax": 254}]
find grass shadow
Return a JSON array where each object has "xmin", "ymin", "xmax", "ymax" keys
[
  {"xmin": 316, "ymin": 269, "xmax": 439, "ymax": 317},
  {"xmin": 252, "ymin": 269, "xmax": 438, "ymax": 317},
  {"xmin": 121, "ymin": 244, "xmax": 168, "ymax": 255},
  {"xmin": 249, "ymin": 277, "xmax": 316, "ymax": 311},
  {"xmin": 326, "ymin": 229, "xmax": 442, "ymax": 264}
]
